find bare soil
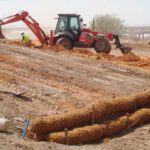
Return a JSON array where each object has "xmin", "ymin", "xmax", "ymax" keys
[{"xmin": 0, "ymin": 43, "xmax": 150, "ymax": 150}]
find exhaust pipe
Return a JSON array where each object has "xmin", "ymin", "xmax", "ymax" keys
[
  {"xmin": 0, "ymin": 26, "xmax": 5, "ymax": 39},
  {"xmin": 0, "ymin": 19, "xmax": 5, "ymax": 39}
]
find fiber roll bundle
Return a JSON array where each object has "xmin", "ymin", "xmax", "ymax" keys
[
  {"xmin": 27, "ymin": 90, "xmax": 150, "ymax": 139},
  {"xmin": 48, "ymin": 108, "xmax": 150, "ymax": 145}
]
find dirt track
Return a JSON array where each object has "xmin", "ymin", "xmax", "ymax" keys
[{"xmin": 0, "ymin": 43, "xmax": 150, "ymax": 150}]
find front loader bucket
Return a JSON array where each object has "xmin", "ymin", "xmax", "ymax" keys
[
  {"xmin": 0, "ymin": 25, "xmax": 5, "ymax": 39},
  {"xmin": 120, "ymin": 44, "xmax": 132, "ymax": 55},
  {"xmin": 113, "ymin": 34, "xmax": 132, "ymax": 55}
]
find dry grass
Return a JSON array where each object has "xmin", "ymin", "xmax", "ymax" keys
[{"xmin": 117, "ymin": 52, "xmax": 141, "ymax": 62}]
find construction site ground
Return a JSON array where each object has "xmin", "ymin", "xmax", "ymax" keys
[{"xmin": 0, "ymin": 42, "xmax": 150, "ymax": 150}]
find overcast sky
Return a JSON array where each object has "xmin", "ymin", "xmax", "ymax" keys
[{"xmin": 0, "ymin": 0, "xmax": 150, "ymax": 28}]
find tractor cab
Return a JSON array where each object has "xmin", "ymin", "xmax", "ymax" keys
[{"xmin": 55, "ymin": 14, "xmax": 83, "ymax": 41}]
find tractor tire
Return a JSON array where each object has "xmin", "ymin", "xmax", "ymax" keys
[
  {"xmin": 94, "ymin": 37, "xmax": 111, "ymax": 53},
  {"xmin": 56, "ymin": 37, "xmax": 73, "ymax": 50}
]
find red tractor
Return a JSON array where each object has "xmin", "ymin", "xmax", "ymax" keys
[{"xmin": 0, "ymin": 11, "xmax": 131, "ymax": 54}]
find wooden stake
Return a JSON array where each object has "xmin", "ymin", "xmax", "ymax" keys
[
  {"xmin": 126, "ymin": 113, "xmax": 130, "ymax": 126},
  {"xmin": 105, "ymin": 122, "xmax": 109, "ymax": 136},
  {"xmin": 92, "ymin": 105, "xmax": 95, "ymax": 124},
  {"xmin": 64, "ymin": 128, "xmax": 69, "ymax": 145},
  {"xmin": 134, "ymin": 99, "xmax": 138, "ymax": 110}
]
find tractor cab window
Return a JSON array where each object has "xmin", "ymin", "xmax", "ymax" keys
[
  {"xmin": 56, "ymin": 16, "xmax": 68, "ymax": 32},
  {"xmin": 70, "ymin": 17, "xmax": 79, "ymax": 33}
]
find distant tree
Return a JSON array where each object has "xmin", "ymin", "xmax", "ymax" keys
[{"xmin": 90, "ymin": 15, "xmax": 125, "ymax": 35}]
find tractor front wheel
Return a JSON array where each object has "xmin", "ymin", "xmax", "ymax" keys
[
  {"xmin": 94, "ymin": 37, "xmax": 111, "ymax": 53},
  {"xmin": 56, "ymin": 37, "xmax": 73, "ymax": 50}
]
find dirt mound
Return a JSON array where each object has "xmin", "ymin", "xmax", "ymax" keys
[
  {"xmin": 135, "ymin": 59, "xmax": 150, "ymax": 67},
  {"xmin": 95, "ymin": 53, "xmax": 116, "ymax": 60},
  {"xmin": 117, "ymin": 52, "xmax": 141, "ymax": 62},
  {"xmin": 72, "ymin": 48, "xmax": 94, "ymax": 56},
  {"xmin": 1, "ymin": 39, "xmax": 44, "ymax": 48},
  {"xmin": 50, "ymin": 47, "xmax": 94, "ymax": 56},
  {"xmin": 94, "ymin": 52, "xmax": 150, "ymax": 69},
  {"xmin": 3, "ymin": 39, "xmax": 21, "ymax": 46},
  {"xmin": 93, "ymin": 52, "xmax": 142, "ymax": 62}
]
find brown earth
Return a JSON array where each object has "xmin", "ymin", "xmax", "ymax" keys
[
  {"xmin": 10, "ymin": 39, "xmax": 150, "ymax": 69},
  {"xmin": 0, "ymin": 43, "xmax": 150, "ymax": 150}
]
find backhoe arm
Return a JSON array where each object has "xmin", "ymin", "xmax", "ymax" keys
[{"xmin": 0, "ymin": 11, "xmax": 49, "ymax": 44}]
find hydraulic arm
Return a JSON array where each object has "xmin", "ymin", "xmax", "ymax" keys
[{"xmin": 0, "ymin": 11, "xmax": 49, "ymax": 44}]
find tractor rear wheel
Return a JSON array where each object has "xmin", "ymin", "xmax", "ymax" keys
[
  {"xmin": 56, "ymin": 37, "xmax": 73, "ymax": 50},
  {"xmin": 94, "ymin": 37, "xmax": 111, "ymax": 53}
]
